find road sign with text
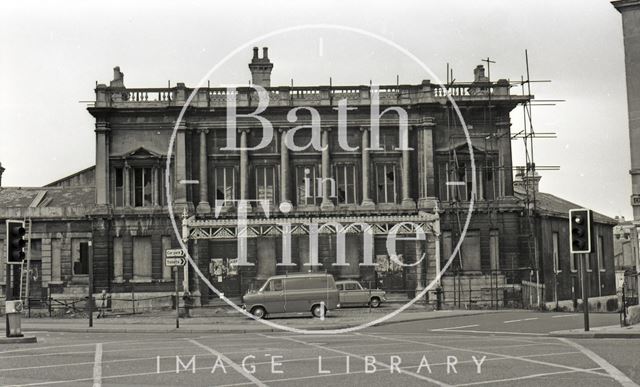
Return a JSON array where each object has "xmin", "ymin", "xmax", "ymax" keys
[
  {"xmin": 165, "ymin": 249, "xmax": 185, "ymax": 258},
  {"xmin": 165, "ymin": 257, "xmax": 186, "ymax": 267}
]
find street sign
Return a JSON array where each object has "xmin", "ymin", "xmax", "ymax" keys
[
  {"xmin": 165, "ymin": 257, "xmax": 186, "ymax": 267},
  {"xmin": 165, "ymin": 249, "xmax": 185, "ymax": 258}
]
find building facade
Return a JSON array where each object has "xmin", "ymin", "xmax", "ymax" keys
[
  {"xmin": 85, "ymin": 48, "xmax": 534, "ymax": 305},
  {"xmin": 0, "ymin": 48, "xmax": 618, "ymax": 309}
]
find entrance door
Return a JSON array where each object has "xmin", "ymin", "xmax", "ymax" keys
[{"xmin": 27, "ymin": 261, "xmax": 43, "ymax": 304}]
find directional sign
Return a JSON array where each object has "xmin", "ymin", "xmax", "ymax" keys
[
  {"xmin": 165, "ymin": 257, "xmax": 186, "ymax": 267},
  {"xmin": 165, "ymin": 249, "xmax": 185, "ymax": 258}
]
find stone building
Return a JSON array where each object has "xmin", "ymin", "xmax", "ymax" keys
[
  {"xmin": 0, "ymin": 48, "xmax": 618, "ymax": 308},
  {"xmin": 0, "ymin": 167, "xmax": 95, "ymax": 302},
  {"xmin": 613, "ymin": 0, "xmax": 640, "ymax": 295},
  {"xmin": 514, "ymin": 171, "xmax": 616, "ymax": 307},
  {"xmin": 84, "ymin": 47, "xmax": 534, "ymax": 306}
]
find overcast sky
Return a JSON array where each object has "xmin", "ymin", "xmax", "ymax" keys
[{"xmin": 0, "ymin": 0, "xmax": 632, "ymax": 219}]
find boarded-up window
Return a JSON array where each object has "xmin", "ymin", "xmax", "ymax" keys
[
  {"xmin": 552, "ymin": 232, "xmax": 560, "ymax": 273},
  {"xmin": 161, "ymin": 236, "xmax": 173, "ymax": 280},
  {"xmin": 597, "ymin": 235, "xmax": 605, "ymax": 272},
  {"xmin": 51, "ymin": 239, "xmax": 61, "ymax": 282},
  {"xmin": 442, "ymin": 231, "xmax": 453, "ymax": 263},
  {"xmin": 133, "ymin": 237, "xmax": 152, "ymax": 281},
  {"xmin": 113, "ymin": 237, "xmax": 123, "ymax": 282},
  {"xmin": 72, "ymin": 239, "xmax": 90, "ymax": 276},
  {"xmin": 490, "ymin": 230, "xmax": 499, "ymax": 271},
  {"xmin": 461, "ymin": 231, "xmax": 481, "ymax": 272}
]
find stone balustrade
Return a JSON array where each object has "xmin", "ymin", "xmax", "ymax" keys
[{"xmin": 93, "ymin": 80, "xmax": 525, "ymax": 109}]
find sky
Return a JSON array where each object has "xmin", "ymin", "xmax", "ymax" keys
[{"xmin": 0, "ymin": 0, "xmax": 633, "ymax": 219}]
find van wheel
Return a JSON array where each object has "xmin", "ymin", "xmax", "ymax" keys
[
  {"xmin": 369, "ymin": 297, "xmax": 381, "ymax": 308},
  {"xmin": 311, "ymin": 304, "xmax": 327, "ymax": 318},
  {"xmin": 251, "ymin": 306, "xmax": 266, "ymax": 319}
]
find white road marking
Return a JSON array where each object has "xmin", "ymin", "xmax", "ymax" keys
[
  {"xmin": 432, "ymin": 324, "xmax": 479, "ymax": 331},
  {"xmin": 259, "ymin": 333, "xmax": 453, "ymax": 386},
  {"xmin": 358, "ymin": 333, "xmax": 613, "ymax": 378},
  {"xmin": 455, "ymin": 367, "xmax": 604, "ymax": 386},
  {"xmin": 504, "ymin": 317, "xmax": 539, "ymax": 324},
  {"xmin": 552, "ymin": 314, "xmax": 578, "ymax": 318},
  {"xmin": 213, "ymin": 350, "xmax": 588, "ymax": 387},
  {"xmin": 92, "ymin": 343, "xmax": 102, "ymax": 387},
  {"xmin": 187, "ymin": 338, "xmax": 267, "ymax": 387},
  {"xmin": 179, "ymin": 179, "xmax": 199, "ymax": 184},
  {"xmin": 558, "ymin": 338, "xmax": 639, "ymax": 387},
  {"xmin": 431, "ymin": 328, "xmax": 547, "ymax": 336}
]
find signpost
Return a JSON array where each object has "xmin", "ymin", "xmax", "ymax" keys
[{"xmin": 165, "ymin": 249, "xmax": 186, "ymax": 328}]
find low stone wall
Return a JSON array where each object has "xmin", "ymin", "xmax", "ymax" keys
[
  {"xmin": 545, "ymin": 294, "xmax": 619, "ymax": 313},
  {"xmin": 105, "ymin": 291, "xmax": 201, "ymax": 312}
]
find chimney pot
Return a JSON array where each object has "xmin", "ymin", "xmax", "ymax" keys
[{"xmin": 262, "ymin": 47, "xmax": 269, "ymax": 59}]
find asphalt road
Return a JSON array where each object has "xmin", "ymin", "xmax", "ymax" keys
[{"xmin": 1, "ymin": 310, "xmax": 638, "ymax": 387}]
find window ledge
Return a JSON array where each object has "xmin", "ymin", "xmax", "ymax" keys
[{"xmin": 130, "ymin": 279, "xmax": 153, "ymax": 283}]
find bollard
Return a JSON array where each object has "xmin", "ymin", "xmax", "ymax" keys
[{"xmin": 436, "ymin": 286, "xmax": 443, "ymax": 311}]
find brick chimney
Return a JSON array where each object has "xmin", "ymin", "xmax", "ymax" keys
[
  {"xmin": 473, "ymin": 65, "xmax": 488, "ymax": 83},
  {"xmin": 110, "ymin": 66, "xmax": 125, "ymax": 88},
  {"xmin": 514, "ymin": 166, "xmax": 541, "ymax": 194},
  {"xmin": 248, "ymin": 47, "xmax": 273, "ymax": 87}
]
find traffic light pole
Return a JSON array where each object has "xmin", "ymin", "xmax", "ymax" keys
[{"xmin": 580, "ymin": 253, "xmax": 590, "ymax": 332}]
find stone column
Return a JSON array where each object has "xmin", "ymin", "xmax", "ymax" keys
[
  {"xmin": 320, "ymin": 127, "xmax": 335, "ymax": 210},
  {"xmin": 95, "ymin": 121, "xmax": 110, "ymax": 205},
  {"xmin": 496, "ymin": 120, "xmax": 514, "ymax": 197},
  {"xmin": 360, "ymin": 127, "xmax": 375, "ymax": 208},
  {"xmin": 239, "ymin": 128, "xmax": 251, "ymax": 212},
  {"xmin": 152, "ymin": 166, "xmax": 159, "ymax": 206},
  {"xmin": 279, "ymin": 128, "xmax": 291, "ymax": 208},
  {"xmin": 415, "ymin": 240, "xmax": 424, "ymax": 291},
  {"xmin": 401, "ymin": 128, "xmax": 416, "ymax": 208},
  {"xmin": 124, "ymin": 162, "xmax": 131, "ymax": 207},
  {"xmin": 174, "ymin": 121, "xmax": 190, "ymax": 211},
  {"xmin": 416, "ymin": 121, "xmax": 437, "ymax": 209},
  {"xmin": 196, "ymin": 129, "xmax": 211, "ymax": 214}
]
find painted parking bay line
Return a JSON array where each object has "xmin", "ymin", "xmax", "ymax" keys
[
  {"xmin": 432, "ymin": 324, "xmax": 479, "ymax": 332},
  {"xmin": 504, "ymin": 318, "xmax": 539, "ymax": 324}
]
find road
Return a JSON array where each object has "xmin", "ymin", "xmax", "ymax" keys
[{"xmin": 1, "ymin": 310, "xmax": 638, "ymax": 386}]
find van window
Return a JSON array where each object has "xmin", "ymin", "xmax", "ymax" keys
[
  {"xmin": 336, "ymin": 284, "xmax": 344, "ymax": 291},
  {"xmin": 285, "ymin": 278, "xmax": 307, "ymax": 290},
  {"xmin": 307, "ymin": 277, "xmax": 328, "ymax": 289},
  {"xmin": 269, "ymin": 279, "xmax": 283, "ymax": 291}
]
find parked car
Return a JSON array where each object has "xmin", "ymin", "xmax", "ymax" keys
[
  {"xmin": 336, "ymin": 280, "xmax": 386, "ymax": 308},
  {"xmin": 242, "ymin": 273, "xmax": 340, "ymax": 319}
]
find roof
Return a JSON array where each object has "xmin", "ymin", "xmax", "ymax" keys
[
  {"xmin": 44, "ymin": 165, "xmax": 95, "ymax": 188},
  {"xmin": 514, "ymin": 187, "xmax": 616, "ymax": 225},
  {"xmin": 0, "ymin": 186, "xmax": 95, "ymax": 208}
]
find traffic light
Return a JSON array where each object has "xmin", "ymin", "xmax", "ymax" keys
[
  {"xmin": 6, "ymin": 220, "xmax": 26, "ymax": 264},
  {"xmin": 569, "ymin": 209, "xmax": 592, "ymax": 254}
]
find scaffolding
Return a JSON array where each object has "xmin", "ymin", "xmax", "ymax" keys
[{"xmin": 442, "ymin": 50, "xmax": 561, "ymax": 308}]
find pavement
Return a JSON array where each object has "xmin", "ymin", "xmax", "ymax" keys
[
  {"xmin": 18, "ymin": 307, "xmax": 502, "ymax": 334},
  {"xmin": 2, "ymin": 310, "xmax": 639, "ymax": 386},
  {"xmin": 550, "ymin": 323, "xmax": 640, "ymax": 339}
]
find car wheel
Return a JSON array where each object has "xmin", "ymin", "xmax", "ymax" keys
[
  {"xmin": 251, "ymin": 306, "xmax": 266, "ymax": 319},
  {"xmin": 311, "ymin": 304, "xmax": 327, "ymax": 318},
  {"xmin": 370, "ymin": 297, "xmax": 381, "ymax": 308}
]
